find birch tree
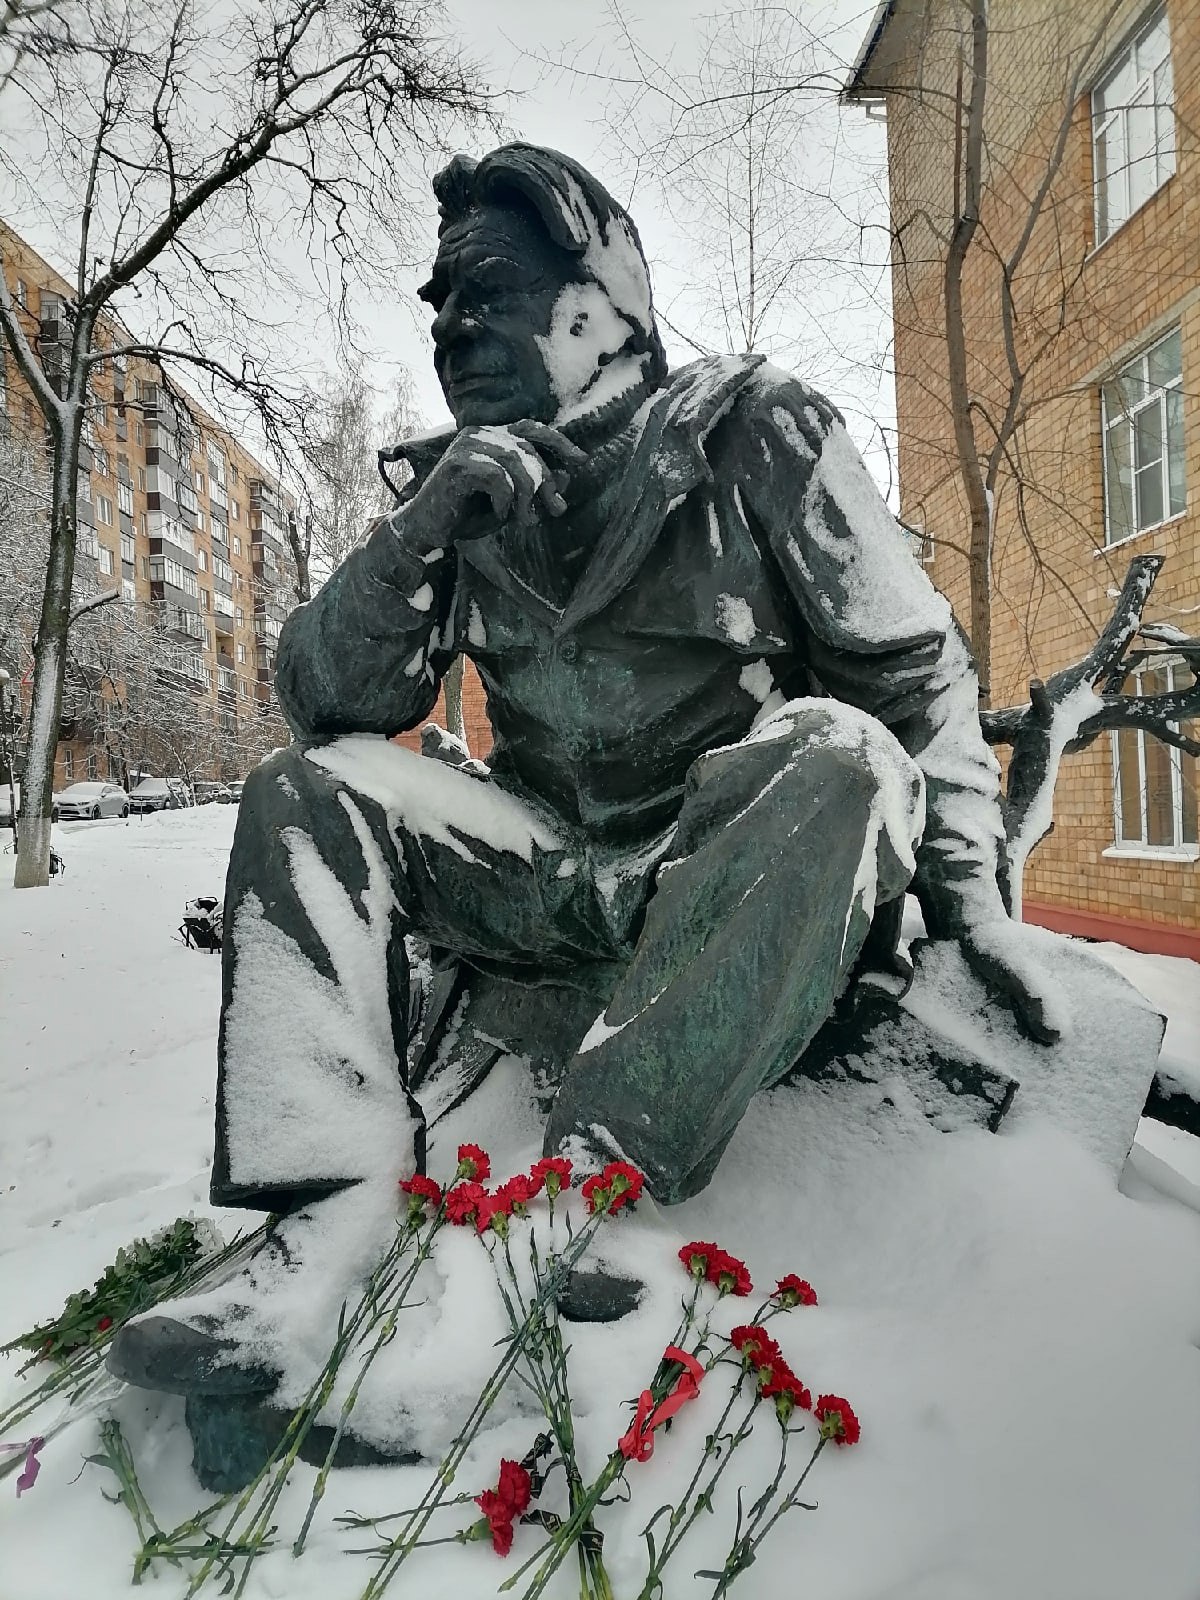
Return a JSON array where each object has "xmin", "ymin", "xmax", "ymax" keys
[{"xmin": 0, "ymin": 0, "xmax": 492, "ymax": 886}]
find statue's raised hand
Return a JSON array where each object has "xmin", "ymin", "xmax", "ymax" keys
[{"xmin": 393, "ymin": 422, "xmax": 588, "ymax": 557}]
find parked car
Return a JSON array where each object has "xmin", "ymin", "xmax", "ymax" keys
[
  {"xmin": 129, "ymin": 776, "xmax": 191, "ymax": 814},
  {"xmin": 194, "ymin": 781, "xmax": 234, "ymax": 805},
  {"xmin": 52, "ymin": 781, "xmax": 130, "ymax": 820},
  {"xmin": 226, "ymin": 780, "xmax": 244, "ymax": 803}
]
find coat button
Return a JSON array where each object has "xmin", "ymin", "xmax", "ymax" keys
[{"xmin": 560, "ymin": 638, "xmax": 578, "ymax": 663}]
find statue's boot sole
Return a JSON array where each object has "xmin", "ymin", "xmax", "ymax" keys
[
  {"xmin": 106, "ymin": 1315, "xmax": 279, "ymax": 1397},
  {"xmin": 556, "ymin": 1266, "xmax": 644, "ymax": 1323}
]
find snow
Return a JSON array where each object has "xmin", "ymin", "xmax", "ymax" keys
[
  {"xmin": 306, "ymin": 734, "xmax": 562, "ymax": 864},
  {"xmin": 3, "ymin": 809, "xmax": 1200, "ymax": 1600},
  {"xmin": 715, "ymin": 592, "xmax": 756, "ymax": 645}
]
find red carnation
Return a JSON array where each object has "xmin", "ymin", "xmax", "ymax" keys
[
  {"xmin": 814, "ymin": 1393, "xmax": 861, "ymax": 1446},
  {"xmin": 472, "ymin": 1458, "xmax": 534, "ymax": 1555},
  {"xmin": 679, "ymin": 1241, "xmax": 722, "ymax": 1281},
  {"xmin": 711, "ymin": 1249, "xmax": 752, "ymax": 1297},
  {"xmin": 97, "ymin": 1316, "xmax": 114, "ymax": 1332},
  {"xmin": 496, "ymin": 1457, "xmax": 532, "ymax": 1515},
  {"xmin": 774, "ymin": 1274, "xmax": 818, "ymax": 1308},
  {"xmin": 474, "ymin": 1488, "xmax": 516, "ymax": 1555},
  {"xmin": 529, "ymin": 1156, "xmax": 572, "ymax": 1198},
  {"xmin": 457, "ymin": 1143, "xmax": 491, "ymax": 1182},
  {"xmin": 399, "ymin": 1173, "xmax": 443, "ymax": 1219},
  {"xmin": 476, "ymin": 1188, "xmax": 514, "ymax": 1237},
  {"xmin": 496, "ymin": 1174, "xmax": 537, "ymax": 1216},
  {"xmin": 445, "ymin": 1181, "xmax": 489, "ymax": 1225},
  {"xmin": 762, "ymin": 1363, "xmax": 811, "ymax": 1421},
  {"xmin": 581, "ymin": 1160, "xmax": 645, "ymax": 1215},
  {"xmin": 729, "ymin": 1323, "xmax": 782, "ymax": 1370}
]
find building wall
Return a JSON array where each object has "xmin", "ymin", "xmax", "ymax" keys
[
  {"xmin": 0, "ymin": 218, "xmax": 296, "ymax": 787},
  {"xmin": 865, "ymin": 0, "xmax": 1199, "ymax": 952}
]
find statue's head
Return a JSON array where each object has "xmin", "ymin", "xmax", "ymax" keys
[{"xmin": 420, "ymin": 144, "xmax": 667, "ymax": 428}]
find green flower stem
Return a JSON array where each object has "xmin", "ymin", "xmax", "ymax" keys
[
  {"xmin": 636, "ymin": 1380, "xmax": 758, "ymax": 1598},
  {"xmin": 334, "ymin": 1491, "xmax": 476, "ymax": 1531},
  {"xmin": 292, "ymin": 1202, "xmax": 450, "ymax": 1556},
  {"xmin": 358, "ymin": 1207, "xmax": 613, "ymax": 1600},
  {"xmin": 707, "ymin": 1437, "xmax": 826, "ymax": 1599}
]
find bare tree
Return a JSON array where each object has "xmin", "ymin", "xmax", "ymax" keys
[
  {"xmin": 0, "ymin": 0, "xmax": 493, "ymax": 886},
  {"xmin": 289, "ymin": 363, "xmax": 425, "ymax": 603},
  {"xmin": 0, "ymin": 418, "xmax": 51, "ymax": 678},
  {"xmin": 985, "ymin": 556, "xmax": 1200, "ymax": 916}
]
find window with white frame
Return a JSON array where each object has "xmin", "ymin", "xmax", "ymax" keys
[
  {"xmin": 1102, "ymin": 326, "xmax": 1184, "ymax": 544},
  {"xmin": 1092, "ymin": 6, "xmax": 1175, "ymax": 243},
  {"xmin": 1111, "ymin": 660, "xmax": 1197, "ymax": 852},
  {"xmin": 98, "ymin": 545, "xmax": 114, "ymax": 575},
  {"xmin": 63, "ymin": 747, "xmax": 73, "ymax": 780},
  {"xmin": 121, "ymin": 578, "xmax": 136, "ymax": 602},
  {"xmin": 96, "ymin": 494, "xmax": 114, "ymax": 526}
]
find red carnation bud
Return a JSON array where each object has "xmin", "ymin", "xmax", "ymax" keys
[{"xmin": 97, "ymin": 1316, "xmax": 114, "ymax": 1332}]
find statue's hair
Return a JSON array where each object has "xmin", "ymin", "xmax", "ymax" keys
[{"xmin": 431, "ymin": 143, "xmax": 668, "ymax": 389}]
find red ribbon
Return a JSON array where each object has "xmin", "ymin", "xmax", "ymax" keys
[{"xmin": 618, "ymin": 1345, "xmax": 704, "ymax": 1462}]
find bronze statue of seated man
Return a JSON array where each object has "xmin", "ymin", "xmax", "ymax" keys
[{"xmin": 109, "ymin": 144, "xmax": 1061, "ymax": 1484}]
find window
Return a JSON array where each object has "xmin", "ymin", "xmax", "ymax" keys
[
  {"xmin": 120, "ymin": 532, "xmax": 134, "ymax": 564},
  {"xmin": 121, "ymin": 577, "xmax": 136, "ymax": 602},
  {"xmin": 235, "ymin": 606, "xmax": 244, "ymax": 626},
  {"xmin": 139, "ymin": 555, "xmax": 149, "ymax": 578},
  {"xmin": 136, "ymin": 422, "xmax": 143, "ymax": 445},
  {"xmin": 86, "ymin": 751, "xmax": 98, "ymax": 780},
  {"xmin": 233, "ymin": 536, "xmax": 241, "ymax": 556},
  {"xmin": 15, "ymin": 278, "xmax": 27, "ymax": 309},
  {"xmin": 137, "ymin": 467, "xmax": 146, "ymax": 491},
  {"xmin": 197, "ymin": 547, "xmax": 208, "ymax": 571},
  {"xmin": 96, "ymin": 494, "xmax": 114, "ymax": 526},
  {"xmin": 94, "ymin": 446, "xmax": 110, "ymax": 477},
  {"xmin": 1092, "ymin": 7, "xmax": 1175, "ymax": 242},
  {"xmin": 1111, "ymin": 661, "xmax": 1197, "ymax": 853},
  {"xmin": 1102, "ymin": 326, "xmax": 1185, "ymax": 543},
  {"xmin": 98, "ymin": 545, "xmax": 114, "ymax": 575},
  {"xmin": 78, "ymin": 473, "xmax": 92, "ymax": 504},
  {"xmin": 200, "ymin": 587, "xmax": 210, "ymax": 611},
  {"xmin": 63, "ymin": 748, "xmax": 73, "ymax": 780},
  {"xmin": 195, "ymin": 471, "xmax": 205, "ymax": 495},
  {"xmin": 230, "ymin": 498, "xmax": 239, "ymax": 521},
  {"xmin": 237, "ymin": 643, "xmax": 247, "ymax": 663},
  {"xmin": 116, "ymin": 481, "xmax": 133, "ymax": 516}
]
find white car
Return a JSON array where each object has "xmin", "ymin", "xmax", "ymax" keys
[
  {"xmin": 129, "ymin": 776, "xmax": 191, "ymax": 813},
  {"xmin": 52, "ymin": 781, "xmax": 130, "ymax": 820}
]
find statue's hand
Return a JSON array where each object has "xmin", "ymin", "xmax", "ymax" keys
[
  {"xmin": 393, "ymin": 422, "xmax": 587, "ymax": 557},
  {"xmin": 956, "ymin": 918, "xmax": 1066, "ymax": 1046}
]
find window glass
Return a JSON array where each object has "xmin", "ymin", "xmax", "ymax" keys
[
  {"xmin": 1102, "ymin": 326, "xmax": 1184, "ymax": 542},
  {"xmin": 1092, "ymin": 7, "xmax": 1175, "ymax": 242},
  {"xmin": 1112, "ymin": 663, "xmax": 1197, "ymax": 850}
]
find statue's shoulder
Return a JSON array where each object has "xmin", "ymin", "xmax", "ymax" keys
[{"xmin": 658, "ymin": 356, "xmax": 843, "ymax": 449}]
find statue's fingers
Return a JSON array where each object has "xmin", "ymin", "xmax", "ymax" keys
[
  {"xmin": 509, "ymin": 420, "xmax": 589, "ymax": 471},
  {"xmin": 464, "ymin": 455, "xmax": 514, "ymax": 526}
]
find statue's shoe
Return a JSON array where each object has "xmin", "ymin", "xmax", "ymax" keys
[
  {"xmin": 557, "ymin": 1265, "xmax": 645, "ymax": 1323},
  {"xmin": 107, "ymin": 1314, "xmax": 279, "ymax": 1397}
]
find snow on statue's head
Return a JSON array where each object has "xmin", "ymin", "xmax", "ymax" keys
[{"xmin": 421, "ymin": 144, "xmax": 667, "ymax": 428}]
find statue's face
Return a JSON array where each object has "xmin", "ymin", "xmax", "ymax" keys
[{"xmin": 421, "ymin": 202, "xmax": 575, "ymax": 427}]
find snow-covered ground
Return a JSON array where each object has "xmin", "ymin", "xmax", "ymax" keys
[{"xmin": 2, "ymin": 808, "xmax": 1200, "ymax": 1600}]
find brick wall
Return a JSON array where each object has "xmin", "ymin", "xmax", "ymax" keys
[{"xmin": 871, "ymin": 0, "xmax": 1199, "ymax": 950}]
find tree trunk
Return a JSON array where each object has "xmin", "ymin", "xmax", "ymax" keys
[
  {"xmin": 14, "ymin": 422, "xmax": 80, "ymax": 887},
  {"xmin": 442, "ymin": 655, "xmax": 468, "ymax": 750}
]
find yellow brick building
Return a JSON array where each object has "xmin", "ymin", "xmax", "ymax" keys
[
  {"xmin": 847, "ymin": 0, "xmax": 1199, "ymax": 957},
  {"xmin": 0, "ymin": 219, "xmax": 296, "ymax": 788}
]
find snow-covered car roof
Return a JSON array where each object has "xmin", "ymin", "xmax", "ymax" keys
[
  {"xmin": 56, "ymin": 782, "xmax": 111, "ymax": 796},
  {"xmin": 131, "ymin": 777, "xmax": 172, "ymax": 793}
]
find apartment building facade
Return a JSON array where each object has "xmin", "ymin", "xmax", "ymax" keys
[
  {"xmin": 846, "ymin": 0, "xmax": 1198, "ymax": 957},
  {"xmin": 0, "ymin": 218, "xmax": 297, "ymax": 788}
]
